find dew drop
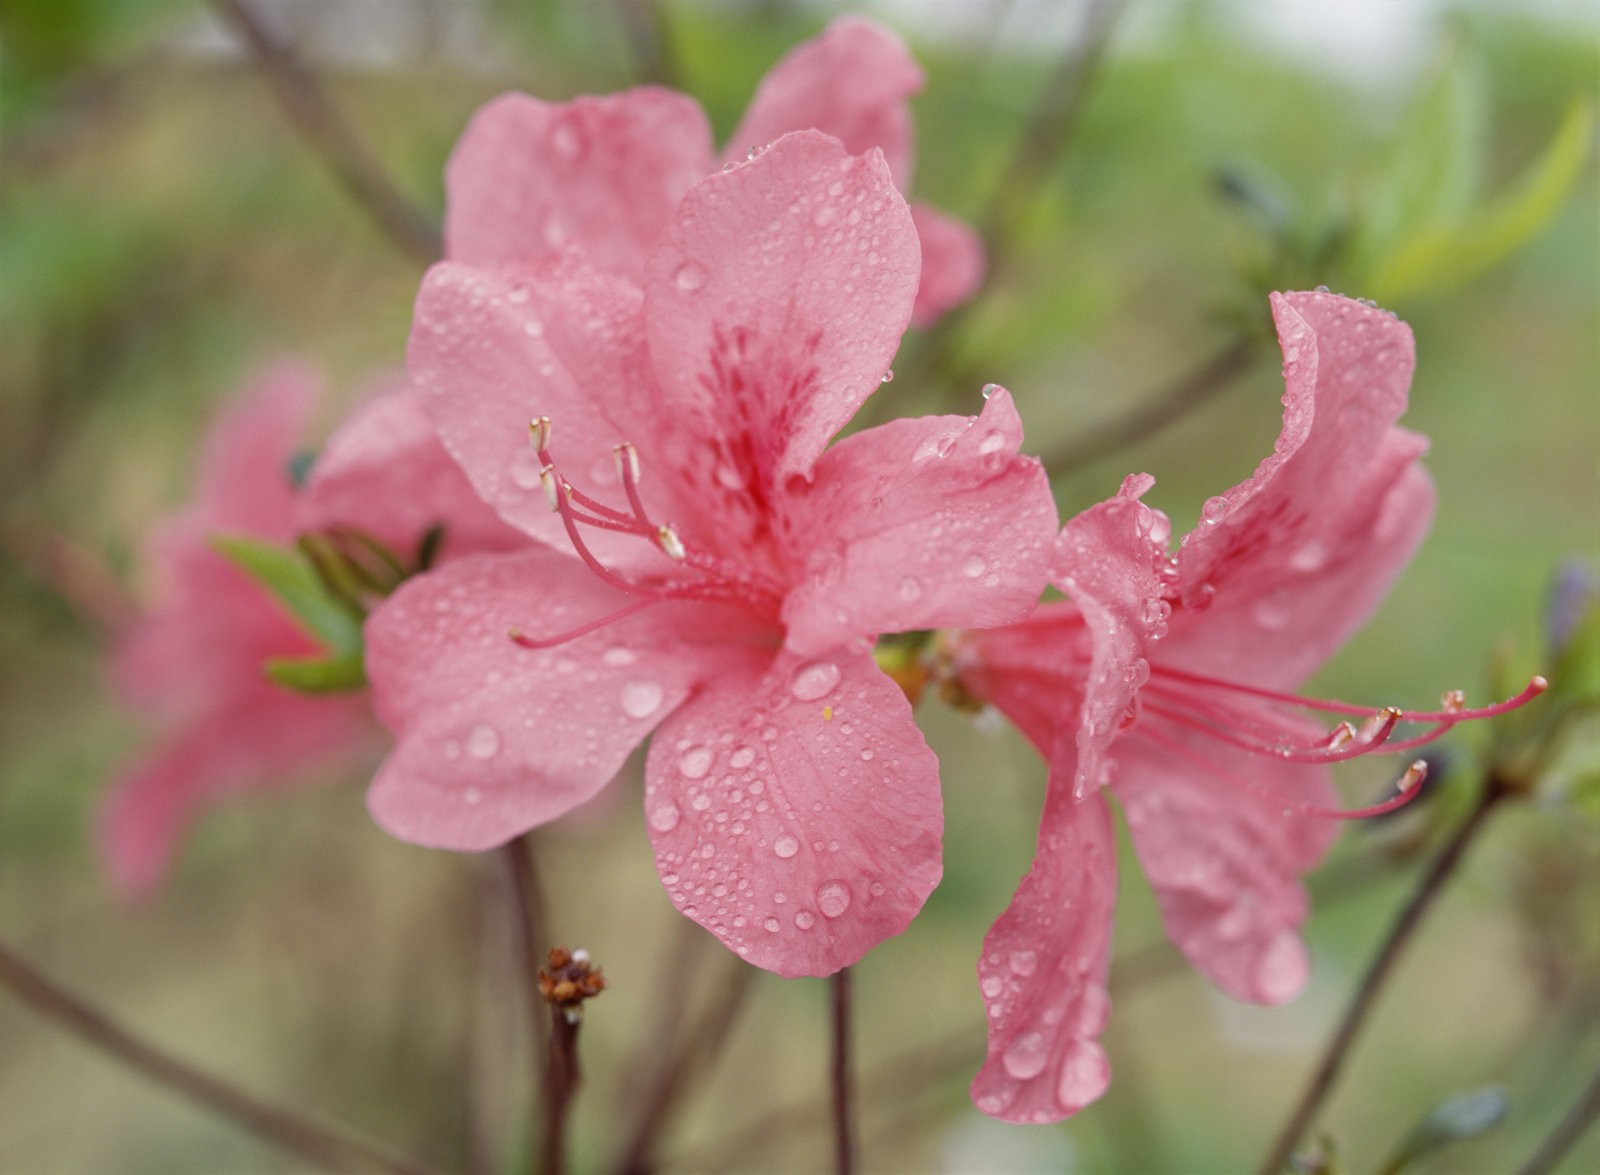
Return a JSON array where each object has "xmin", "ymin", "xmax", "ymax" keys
[
  {"xmin": 880, "ymin": 368, "xmax": 894, "ymax": 383},
  {"xmin": 773, "ymin": 835, "xmax": 800, "ymax": 859},
  {"xmin": 1001, "ymin": 1032, "xmax": 1050, "ymax": 1080},
  {"xmin": 763, "ymin": 917, "xmax": 780, "ymax": 933},
  {"xmin": 649, "ymin": 801, "xmax": 681, "ymax": 832},
  {"xmin": 620, "ymin": 680, "xmax": 664, "ymax": 719},
  {"xmin": 602, "ymin": 646, "xmax": 637, "ymax": 667},
  {"xmin": 1290, "ymin": 539, "xmax": 1329, "ymax": 572},
  {"xmin": 463, "ymin": 786, "xmax": 482, "ymax": 805},
  {"xmin": 978, "ymin": 429, "xmax": 1006, "ymax": 455},
  {"xmin": 509, "ymin": 454, "xmax": 543, "ymax": 490},
  {"xmin": 690, "ymin": 793, "xmax": 711, "ymax": 812},
  {"xmin": 673, "ymin": 261, "xmax": 707, "ymax": 292},
  {"xmin": 1055, "ymin": 1041, "xmax": 1110, "ymax": 1111},
  {"xmin": 962, "ymin": 555, "xmax": 987, "ymax": 579},
  {"xmin": 730, "ymin": 746, "xmax": 756, "ymax": 769},
  {"xmin": 980, "ymin": 382, "xmax": 1001, "ymax": 400},
  {"xmin": 1254, "ymin": 597, "xmax": 1291, "ymax": 631},
  {"xmin": 466, "ymin": 724, "xmax": 501, "ymax": 760},
  {"xmin": 1008, "ymin": 949, "xmax": 1038, "ymax": 977},
  {"xmin": 790, "ymin": 661, "xmax": 841, "ymax": 701},
  {"xmin": 549, "ymin": 119, "xmax": 584, "ymax": 162},
  {"xmin": 897, "ymin": 576, "xmax": 923, "ymax": 602},
  {"xmin": 815, "ymin": 881, "xmax": 851, "ymax": 918},
  {"xmin": 981, "ymin": 975, "xmax": 1005, "ymax": 999},
  {"xmin": 813, "ymin": 205, "xmax": 837, "ymax": 227},
  {"xmin": 793, "ymin": 910, "xmax": 816, "ymax": 930},
  {"xmin": 1200, "ymin": 496, "xmax": 1229, "ymax": 525},
  {"xmin": 678, "ymin": 746, "xmax": 713, "ymax": 779}
]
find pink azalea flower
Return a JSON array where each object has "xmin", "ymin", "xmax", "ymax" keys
[
  {"xmin": 946, "ymin": 291, "xmax": 1546, "ymax": 1123},
  {"xmin": 444, "ymin": 15, "xmax": 983, "ymax": 327},
  {"xmin": 106, "ymin": 368, "xmax": 520, "ymax": 896},
  {"xmin": 365, "ymin": 131, "xmax": 1058, "ymax": 976}
]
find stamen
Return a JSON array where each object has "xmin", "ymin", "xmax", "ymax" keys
[
  {"xmin": 509, "ymin": 599, "xmax": 663, "ymax": 649},
  {"xmin": 539, "ymin": 465, "xmax": 560, "ymax": 512},
  {"xmin": 1148, "ymin": 666, "xmax": 1548, "ymax": 724},
  {"xmin": 529, "ymin": 416, "xmax": 552, "ymax": 451},
  {"xmin": 614, "ymin": 442, "xmax": 641, "ymax": 489},
  {"xmin": 1141, "ymin": 699, "xmax": 1402, "ymax": 765}
]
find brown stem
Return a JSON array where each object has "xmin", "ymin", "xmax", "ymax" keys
[
  {"xmin": 503, "ymin": 835, "xmax": 550, "ymax": 1063},
  {"xmin": 830, "ymin": 969, "xmax": 856, "ymax": 1175},
  {"xmin": 0, "ymin": 939, "xmax": 442, "ymax": 1175},
  {"xmin": 212, "ymin": 0, "xmax": 442, "ymax": 264},
  {"xmin": 541, "ymin": 1007, "xmax": 583, "ymax": 1175},
  {"xmin": 1518, "ymin": 1061, "xmax": 1600, "ymax": 1175},
  {"xmin": 1041, "ymin": 333, "xmax": 1261, "ymax": 479},
  {"xmin": 1255, "ymin": 781, "xmax": 1509, "ymax": 1175},
  {"xmin": 611, "ymin": 954, "xmax": 757, "ymax": 1175}
]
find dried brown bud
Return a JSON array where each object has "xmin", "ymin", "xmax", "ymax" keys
[{"xmin": 537, "ymin": 946, "xmax": 605, "ymax": 1010}]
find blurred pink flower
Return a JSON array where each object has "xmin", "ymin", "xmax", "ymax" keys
[
  {"xmin": 444, "ymin": 15, "xmax": 983, "ymax": 326},
  {"xmin": 951, "ymin": 291, "xmax": 1542, "ymax": 1123},
  {"xmin": 105, "ymin": 363, "xmax": 369, "ymax": 896},
  {"xmin": 106, "ymin": 369, "xmax": 522, "ymax": 896},
  {"xmin": 365, "ymin": 132, "xmax": 1057, "ymax": 977}
]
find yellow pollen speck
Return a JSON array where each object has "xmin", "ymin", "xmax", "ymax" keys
[{"xmin": 822, "ymin": 706, "xmax": 833, "ymax": 720}]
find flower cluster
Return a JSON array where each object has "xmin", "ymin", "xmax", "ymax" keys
[{"xmin": 106, "ymin": 16, "xmax": 1543, "ymax": 1126}]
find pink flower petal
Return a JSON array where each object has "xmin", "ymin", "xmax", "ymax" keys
[
  {"xmin": 958, "ymin": 602, "xmax": 1090, "ymax": 757},
  {"xmin": 297, "ymin": 379, "xmax": 524, "ymax": 561},
  {"xmin": 910, "ymin": 204, "xmax": 985, "ymax": 327},
  {"xmin": 1161, "ymin": 458, "xmax": 1435, "ymax": 690},
  {"xmin": 364, "ymin": 549, "xmax": 729, "ymax": 850},
  {"xmin": 1174, "ymin": 291, "xmax": 1431, "ymax": 686},
  {"xmin": 1114, "ymin": 726, "xmax": 1338, "ymax": 1004},
  {"xmin": 195, "ymin": 359, "xmax": 318, "ymax": 540},
  {"xmin": 407, "ymin": 261, "xmax": 684, "ymax": 572},
  {"xmin": 780, "ymin": 387, "xmax": 1056, "ymax": 655},
  {"xmin": 972, "ymin": 787, "xmax": 1116, "ymax": 1124},
  {"xmin": 645, "ymin": 130, "xmax": 921, "ymax": 487},
  {"xmin": 1050, "ymin": 475, "xmax": 1174, "ymax": 797},
  {"xmin": 643, "ymin": 646, "xmax": 942, "ymax": 977},
  {"xmin": 722, "ymin": 17, "xmax": 922, "ymax": 188},
  {"xmin": 445, "ymin": 89, "xmax": 714, "ymax": 278}
]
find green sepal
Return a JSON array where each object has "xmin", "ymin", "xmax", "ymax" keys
[
  {"xmin": 265, "ymin": 651, "xmax": 368, "ymax": 693},
  {"xmin": 211, "ymin": 533, "xmax": 364, "ymax": 655}
]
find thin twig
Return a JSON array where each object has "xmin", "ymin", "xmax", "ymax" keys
[
  {"xmin": 542, "ymin": 1007, "xmax": 582, "ymax": 1175},
  {"xmin": 503, "ymin": 835, "xmax": 550, "ymax": 1063},
  {"xmin": 612, "ymin": 0, "xmax": 678, "ymax": 86},
  {"xmin": 1041, "ymin": 333, "xmax": 1261, "ymax": 479},
  {"xmin": 611, "ymin": 954, "xmax": 757, "ymax": 1175},
  {"xmin": 1518, "ymin": 1061, "xmax": 1600, "ymax": 1175},
  {"xmin": 212, "ymin": 0, "xmax": 442, "ymax": 264},
  {"xmin": 1255, "ymin": 780, "xmax": 1509, "ymax": 1175},
  {"xmin": 830, "ymin": 969, "xmax": 856, "ymax": 1175},
  {"xmin": 0, "ymin": 940, "xmax": 442, "ymax": 1175}
]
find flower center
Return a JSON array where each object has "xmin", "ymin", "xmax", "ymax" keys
[{"xmin": 507, "ymin": 417, "xmax": 785, "ymax": 652}]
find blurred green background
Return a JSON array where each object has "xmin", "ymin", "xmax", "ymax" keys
[{"xmin": 2, "ymin": 1, "xmax": 1597, "ymax": 1171}]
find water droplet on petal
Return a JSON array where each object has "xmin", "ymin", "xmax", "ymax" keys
[
  {"xmin": 730, "ymin": 746, "xmax": 756, "ymax": 769},
  {"xmin": 510, "ymin": 454, "xmax": 543, "ymax": 489},
  {"xmin": 962, "ymin": 555, "xmax": 987, "ymax": 579},
  {"xmin": 763, "ymin": 917, "xmax": 780, "ymax": 933},
  {"xmin": 1256, "ymin": 930, "xmax": 1309, "ymax": 1004},
  {"xmin": 466, "ymin": 724, "xmax": 501, "ymax": 759},
  {"xmin": 1002, "ymin": 1032, "xmax": 1050, "ymax": 1080},
  {"xmin": 673, "ymin": 261, "xmax": 707, "ymax": 292},
  {"xmin": 1055, "ymin": 1041, "xmax": 1111, "ymax": 1111},
  {"xmin": 1009, "ymin": 949, "xmax": 1037, "ymax": 977},
  {"xmin": 897, "ymin": 576, "xmax": 923, "ymax": 602},
  {"xmin": 621, "ymin": 681, "xmax": 664, "ymax": 719},
  {"xmin": 978, "ymin": 429, "xmax": 1006, "ymax": 455},
  {"xmin": 679, "ymin": 746, "xmax": 713, "ymax": 779},
  {"xmin": 980, "ymin": 382, "xmax": 1001, "ymax": 400},
  {"xmin": 1290, "ymin": 539, "xmax": 1329, "ymax": 572},
  {"xmin": 816, "ymin": 881, "xmax": 851, "ymax": 918},
  {"xmin": 790, "ymin": 661, "xmax": 841, "ymax": 701},
  {"xmin": 1200, "ymin": 496, "xmax": 1229, "ymax": 525},
  {"xmin": 880, "ymin": 368, "xmax": 894, "ymax": 384},
  {"xmin": 773, "ymin": 835, "xmax": 800, "ymax": 859},
  {"xmin": 549, "ymin": 119, "xmax": 585, "ymax": 162},
  {"xmin": 981, "ymin": 975, "xmax": 1004, "ymax": 999},
  {"xmin": 649, "ymin": 801, "xmax": 681, "ymax": 832},
  {"xmin": 603, "ymin": 646, "xmax": 637, "ymax": 667}
]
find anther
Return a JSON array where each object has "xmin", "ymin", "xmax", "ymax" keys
[
  {"xmin": 539, "ymin": 465, "xmax": 560, "ymax": 511},
  {"xmin": 614, "ymin": 442, "xmax": 641, "ymax": 486},
  {"xmin": 656, "ymin": 525, "xmax": 686, "ymax": 560},
  {"xmin": 529, "ymin": 416, "xmax": 551, "ymax": 451}
]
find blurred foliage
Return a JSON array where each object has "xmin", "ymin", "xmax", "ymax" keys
[{"xmin": 1, "ymin": 1, "xmax": 1597, "ymax": 1172}]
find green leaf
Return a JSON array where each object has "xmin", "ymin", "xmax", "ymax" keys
[
  {"xmin": 1370, "ymin": 98, "xmax": 1594, "ymax": 303},
  {"xmin": 265, "ymin": 651, "xmax": 367, "ymax": 693},
  {"xmin": 211, "ymin": 534, "xmax": 363, "ymax": 655},
  {"xmin": 1379, "ymin": 1086, "xmax": 1509, "ymax": 1175},
  {"xmin": 1358, "ymin": 47, "xmax": 1485, "ymax": 270}
]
